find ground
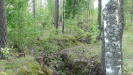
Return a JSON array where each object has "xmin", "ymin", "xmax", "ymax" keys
[
  {"xmin": 0, "ymin": 27, "xmax": 133, "ymax": 75},
  {"xmin": 123, "ymin": 27, "xmax": 133, "ymax": 75}
]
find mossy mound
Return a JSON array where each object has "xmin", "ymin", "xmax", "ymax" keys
[
  {"xmin": 33, "ymin": 33, "xmax": 92, "ymax": 54},
  {"xmin": 39, "ymin": 44, "xmax": 101, "ymax": 75}
]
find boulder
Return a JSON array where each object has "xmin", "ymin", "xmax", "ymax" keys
[{"xmin": 37, "ymin": 44, "xmax": 102, "ymax": 75}]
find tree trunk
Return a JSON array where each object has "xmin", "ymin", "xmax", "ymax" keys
[
  {"xmin": 62, "ymin": 0, "xmax": 65, "ymax": 33},
  {"xmin": 32, "ymin": 0, "xmax": 36, "ymax": 18},
  {"xmin": 131, "ymin": 0, "xmax": 133, "ymax": 25},
  {"xmin": 98, "ymin": 0, "xmax": 102, "ymax": 29},
  {"xmin": 97, "ymin": 0, "xmax": 102, "ymax": 40},
  {"xmin": 102, "ymin": 0, "xmax": 124, "ymax": 75},
  {"xmin": 0, "ymin": 0, "xmax": 7, "ymax": 59},
  {"xmin": 54, "ymin": 0, "xmax": 59, "ymax": 29},
  {"xmin": 72, "ymin": 0, "xmax": 76, "ymax": 18},
  {"xmin": 86, "ymin": 0, "xmax": 89, "ymax": 19}
]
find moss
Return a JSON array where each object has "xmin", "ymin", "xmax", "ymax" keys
[
  {"xmin": 33, "ymin": 31, "xmax": 93, "ymax": 55},
  {"xmin": 33, "ymin": 34, "xmax": 83, "ymax": 54},
  {"xmin": 42, "ymin": 66, "xmax": 54, "ymax": 75},
  {"xmin": 0, "ymin": 56, "xmax": 50, "ymax": 75},
  {"xmin": 16, "ymin": 57, "xmax": 44, "ymax": 75},
  {"xmin": 43, "ymin": 43, "xmax": 101, "ymax": 75},
  {"xmin": 0, "ymin": 72, "xmax": 7, "ymax": 75}
]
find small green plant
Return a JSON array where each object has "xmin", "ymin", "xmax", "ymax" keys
[{"xmin": 1, "ymin": 47, "xmax": 12, "ymax": 58}]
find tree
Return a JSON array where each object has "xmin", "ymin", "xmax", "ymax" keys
[
  {"xmin": 98, "ymin": 0, "xmax": 102, "ymax": 30},
  {"xmin": 54, "ymin": 0, "xmax": 59, "ymax": 29},
  {"xmin": 29, "ymin": 0, "xmax": 36, "ymax": 18},
  {"xmin": 65, "ymin": 0, "xmax": 86, "ymax": 18},
  {"xmin": 62, "ymin": 0, "xmax": 65, "ymax": 33},
  {"xmin": 86, "ymin": 0, "xmax": 89, "ymax": 19},
  {"xmin": 131, "ymin": 0, "xmax": 133, "ymax": 25},
  {"xmin": 97, "ymin": 0, "xmax": 102, "ymax": 40},
  {"xmin": 0, "ymin": 0, "xmax": 7, "ymax": 59},
  {"xmin": 72, "ymin": 0, "xmax": 76, "ymax": 18},
  {"xmin": 102, "ymin": 0, "xmax": 124, "ymax": 75},
  {"xmin": 32, "ymin": 0, "xmax": 36, "ymax": 18}
]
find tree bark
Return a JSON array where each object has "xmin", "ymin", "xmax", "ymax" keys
[
  {"xmin": 32, "ymin": 0, "xmax": 36, "ymax": 18},
  {"xmin": 0, "ymin": 0, "xmax": 7, "ymax": 59},
  {"xmin": 98, "ymin": 0, "xmax": 102, "ymax": 29},
  {"xmin": 97, "ymin": 0, "xmax": 102, "ymax": 40},
  {"xmin": 86, "ymin": 0, "xmax": 89, "ymax": 19},
  {"xmin": 62, "ymin": 0, "xmax": 65, "ymax": 33},
  {"xmin": 131, "ymin": 0, "xmax": 133, "ymax": 25},
  {"xmin": 54, "ymin": 0, "xmax": 59, "ymax": 29},
  {"xmin": 72, "ymin": 0, "xmax": 76, "ymax": 18},
  {"xmin": 102, "ymin": 0, "xmax": 124, "ymax": 75}
]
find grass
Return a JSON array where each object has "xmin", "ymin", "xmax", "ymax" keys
[
  {"xmin": 0, "ymin": 56, "xmax": 42, "ymax": 75},
  {"xmin": 123, "ymin": 27, "xmax": 133, "ymax": 75}
]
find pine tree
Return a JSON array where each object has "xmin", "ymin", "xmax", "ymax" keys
[
  {"xmin": 0, "ymin": 0, "xmax": 7, "ymax": 59},
  {"xmin": 62, "ymin": 0, "xmax": 65, "ymax": 33},
  {"xmin": 54, "ymin": 0, "xmax": 59, "ymax": 29}
]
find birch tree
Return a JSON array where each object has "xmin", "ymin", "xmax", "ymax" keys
[
  {"xmin": 32, "ymin": 0, "xmax": 36, "ymax": 18},
  {"xmin": 28, "ymin": 0, "xmax": 36, "ymax": 17},
  {"xmin": 102, "ymin": 0, "xmax": 124, "ymax": 75}
]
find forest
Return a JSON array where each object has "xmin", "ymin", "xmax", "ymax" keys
[{"xmin": 0, "ymin": 0, "xmax": 132, "ymax": 75}]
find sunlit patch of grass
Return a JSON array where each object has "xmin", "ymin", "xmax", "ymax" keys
[
  {"xmin": 0, "ymin": 56, "xmax": 41, "ymax": 75},
  {"xmin": 123, "ymin": 28, "xmax": 133, "ymax": 74}
]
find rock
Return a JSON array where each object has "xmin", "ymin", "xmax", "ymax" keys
[{"xmin": 38, "ymin": 45, "xmax": 102, "ymax": 75}]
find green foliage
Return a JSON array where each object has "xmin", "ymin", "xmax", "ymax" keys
[
  {"xmin": 4, "ymin": 0, "xmax": 99, "ymax": 74},
  {"xmin": 124, "ymin": 0, "xmax": 132, "ymax": 27},
  {"xmin": 33, "ymin": 33, "xmax": 81, "ymax": 54},
  {"xmin": 1, "ymin": 47, "xmax": 11, "ymax": 58},
  {"xmin": 16, "ymin": 61, "xmax": 43, "ymax": 75},
  {"xmin": 0, "ymin": 56, "xmax": 44, "ymax": 75},
  {"xmin": 5, "ymin": 0, "xmax": 99, "ymax": 55},
  {"xmin": 0, "ymin": 72, "xmax": 7, "ymax": 75},
  {"xmin": 6, "ymin": 0, "xmax": 40, "ymax": 52},
  {"xmin": 0, "ymin": 0, "xmax": 132, "ymax": 74},
  {"xmin": 65, "ymin": 0, "xmax": 86, "ymax": 18}
]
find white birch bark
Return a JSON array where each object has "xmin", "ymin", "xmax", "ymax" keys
[{"xmin": 102, "ymin": 0, "xmax": 124, "ymax": 75}]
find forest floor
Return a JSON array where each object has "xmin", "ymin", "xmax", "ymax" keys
[
  {"xmin": 122, "ymin": 27, "xmax": 133, "ymax": 75},
  {"xmin": 0, "ymin": 28, "xmax": 133, "ymax": 75}
]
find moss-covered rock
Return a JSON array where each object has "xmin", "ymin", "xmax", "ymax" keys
[{"xmin": 40, "ymin": 44, "xmax": 101, "ymax": 75}]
